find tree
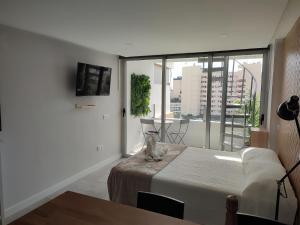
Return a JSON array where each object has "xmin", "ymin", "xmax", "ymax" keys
[{"xmin": 247, "ymin": 95, "xmax": 260, "ymax": 127}]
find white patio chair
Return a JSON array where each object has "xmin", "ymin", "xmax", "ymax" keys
[
  {"xmin": 168, "ymin": 119, "xmax": 189, "ymax": 144},
  {"xmin": 140, "ymin": 119, "xmax": 160, "ymax": 146}
]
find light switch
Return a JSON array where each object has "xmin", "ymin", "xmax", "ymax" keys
[{"xmin": 103, "ymin": 114, "xmax": 110, "ymax": 120}]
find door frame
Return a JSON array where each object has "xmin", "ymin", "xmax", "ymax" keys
[{"xmin": 120, "ymin": 47, "xmax": 270, "ymax": 156}]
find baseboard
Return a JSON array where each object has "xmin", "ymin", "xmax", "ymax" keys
[{"xmin": 4, "ymin": 153, "xmax": 121, "ymax": 224}]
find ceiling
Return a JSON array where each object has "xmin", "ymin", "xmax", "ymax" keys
[{"xmin": 0, "ymin": 0, "xmax": 288, "ymax": 57}]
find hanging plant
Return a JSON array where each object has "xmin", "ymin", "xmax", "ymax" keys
[{"xmin": 131, "ymin": 73, "xmax": 151, "ymax": 116}]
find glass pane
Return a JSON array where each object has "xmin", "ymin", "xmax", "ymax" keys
[
  {"xmin": 124, "ymin": 54, "xmax": 264, "ymax": 154},
  {"xmin": 126, "ymin": 59, "xmax": 162, "ymax": 155},
  {"xmin": 166, "ymin": 57, "xmax": 208, "ymax": 147},
  {"xmin": 224, "ymin": 54, "xmax": 263, "ymax": 151},
  {"xmin": 209, "ymin": 56, "xmax": 225, "ymax": 150}
]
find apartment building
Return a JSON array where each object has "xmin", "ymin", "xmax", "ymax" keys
[{"xmin": 171, "ymin": 62, "xmax": 262, "ymax": 119}]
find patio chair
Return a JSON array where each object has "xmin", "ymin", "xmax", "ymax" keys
[
  {"xmin": 140, "ymin": 119, "xmax": 160, "ymax": 146},
  {"xmin": 169, "ymin": 119, "xmax": 189, "ymax": 144}
]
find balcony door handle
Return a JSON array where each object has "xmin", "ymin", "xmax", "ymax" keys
[
  {"xmin": 122, "ymin": 108, "xmax": 126, "ymax": 118},
  {"xmin": 260, "ymin": 114, "xmax": 264, "ymax": 126}
]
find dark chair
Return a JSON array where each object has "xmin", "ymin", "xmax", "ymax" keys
[
  {"xmin": 225, "ymin": 195, "xmax": 287, "ymax": 225},
  {"xmin": 137, "ymin": 191, "xmax": 184, "ymax": 219}
]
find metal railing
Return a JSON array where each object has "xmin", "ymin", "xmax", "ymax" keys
[{"xmin": 223, "ymin": 59, "xmax": 257, "ymax": 151}]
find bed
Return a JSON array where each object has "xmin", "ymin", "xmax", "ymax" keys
[{"xmin": 107, "ymin": 144, "xmax": 297, "ymax": 225}]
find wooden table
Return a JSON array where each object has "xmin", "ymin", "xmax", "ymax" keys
[{"xmin": 9, "ymin": 192, "xmax": 200, "ymax": 225}]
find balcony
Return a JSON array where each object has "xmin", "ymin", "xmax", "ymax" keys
[
  {"xmin": 126, "ymin": 55, "xmax": 262, "ymax": 155},
  {"xmin": 127, "ymin": 118, "xmax": 247, "ymax": 155}
]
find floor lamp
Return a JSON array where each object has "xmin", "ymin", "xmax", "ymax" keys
[{"xmin": 275, "ymin": 95, "xmax": 300, "ymax": 220}]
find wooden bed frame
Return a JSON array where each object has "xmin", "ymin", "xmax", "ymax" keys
[{"xmin": 225, "ymin": 196, "xmax": 239, "ymax": 225}]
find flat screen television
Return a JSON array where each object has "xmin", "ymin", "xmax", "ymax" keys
[{"xmin": 76, "ymin": 62, "xmax": 112, "ymax": 96}]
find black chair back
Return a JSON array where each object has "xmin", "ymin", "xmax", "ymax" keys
[
  {"xmin": 137, "ymin": 191, "xmax": 184, "ymax": 219},
  {"xmin": 237, "ymin": 213, "xmax": 287, "ymax": 225},
  {"xmin": 225, "ymin": 195, "xmax": 287, "ymax": 225}
]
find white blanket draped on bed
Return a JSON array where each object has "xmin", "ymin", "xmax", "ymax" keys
[{"xmin": 151, "ymin": 147, "xmax": 297, "ymax": 225}]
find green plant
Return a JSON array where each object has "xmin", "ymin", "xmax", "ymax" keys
[
  {"xmin": 234, "ymin": 95, "xmax": 260, "ymax": 127},
  {"xmin": 247, "ymin": 96, "xmax": 260, "ymax": 127},
  {"xmin": 131, "ymin": 73, "xmax": 151, "ymax": 116}
]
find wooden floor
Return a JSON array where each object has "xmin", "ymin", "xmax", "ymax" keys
[{"xmin": 9, "ymin": 191, "xmax": 199, "ymax": 225}]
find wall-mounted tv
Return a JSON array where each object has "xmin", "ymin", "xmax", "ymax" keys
[{"xmin": 76, "ymin": 62, "xmax": 112, "ymax": 96}]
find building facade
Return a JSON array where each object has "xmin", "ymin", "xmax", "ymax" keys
[{"xmin": 170, "ymin": 62, "xmax": 262, "ymax": 120}]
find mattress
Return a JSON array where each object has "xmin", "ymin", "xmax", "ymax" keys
[{"xmin": 151, "ymin": 147, "xmax": 297, "ymax": 225}]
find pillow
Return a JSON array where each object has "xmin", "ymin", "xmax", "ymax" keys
[
  {"xmin": 242, "ymin": 160, "xmax": 285, "ymax": 215},
  {"xmin": 241, "ymin": 147, "xmax": 282, "ymax": 177},
  {"xmin": 241, "ymin": 161, "xmax": 297, "ymax": 225},
  {"xmin": 243, "ymin": 161, "xmax": 285, "ymax": 184},
  {"xmin": 240, "ymin": 148, "xmax": 297, "ymax": 224},
  {"xmin": 240, "ymin": 147, "xmax": 280, "ymax": 164},
  {"xmin": 242, "ymin": 147, "xmax": 284, "ymax": 179},
  {"xmin": 241, "ymin": 147, "xmax": 285, "ymax": 196}
]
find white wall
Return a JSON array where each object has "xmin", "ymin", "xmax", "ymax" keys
[
  {"xmin": 126, "ymin": 61, "xmax": 155, "ymax": 154},
  {"xmin": 0, "ymin": 25, "xmax": 121, "ymax": 217},
  {"xmin": 271, "ymin": 0, "xmax": 300, "ymax": 41},
  {"xmin": 267, "ymin": 0, "xmax": 300, "ymax": 150}
]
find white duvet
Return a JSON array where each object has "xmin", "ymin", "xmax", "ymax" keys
[{"xmin": 151, "ymin": 147, "xmax": 297, "ymax": 225}]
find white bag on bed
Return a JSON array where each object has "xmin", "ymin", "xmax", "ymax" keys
[{"xmin": 145, "ymin": 135, "xmax": 168, "ymax": 161}]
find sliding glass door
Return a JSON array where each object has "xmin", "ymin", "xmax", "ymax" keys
[
  {"xmin": 166, "ymin": 57, "xmax": 208, "ymax": 148},
  {"xmin": 121, "ymin": 50, "xmax": 268, "ymax": 155},
  {"xmin": 222, "ymin": 54, "xmax": 264, "ymax": 151},
  {"xmin": 124, "ymin": 59, "xmax": 167, "ymax": 155},
  {"xmin": 205, "ymin": 54, "xmax": 265, "ymax": 151},
  {"xmin": 205, "ymin": 55, "xmax": 228, "ymax": 150}
]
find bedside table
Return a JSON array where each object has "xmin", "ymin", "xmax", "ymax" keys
[{"xmin": 250, "ymin": 128, "xmax": 268, "ymax": 148}]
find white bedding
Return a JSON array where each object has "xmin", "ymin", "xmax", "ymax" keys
[{"xmin": 151, "ymin": 147, "xmax": 297, "ymax": 225}]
